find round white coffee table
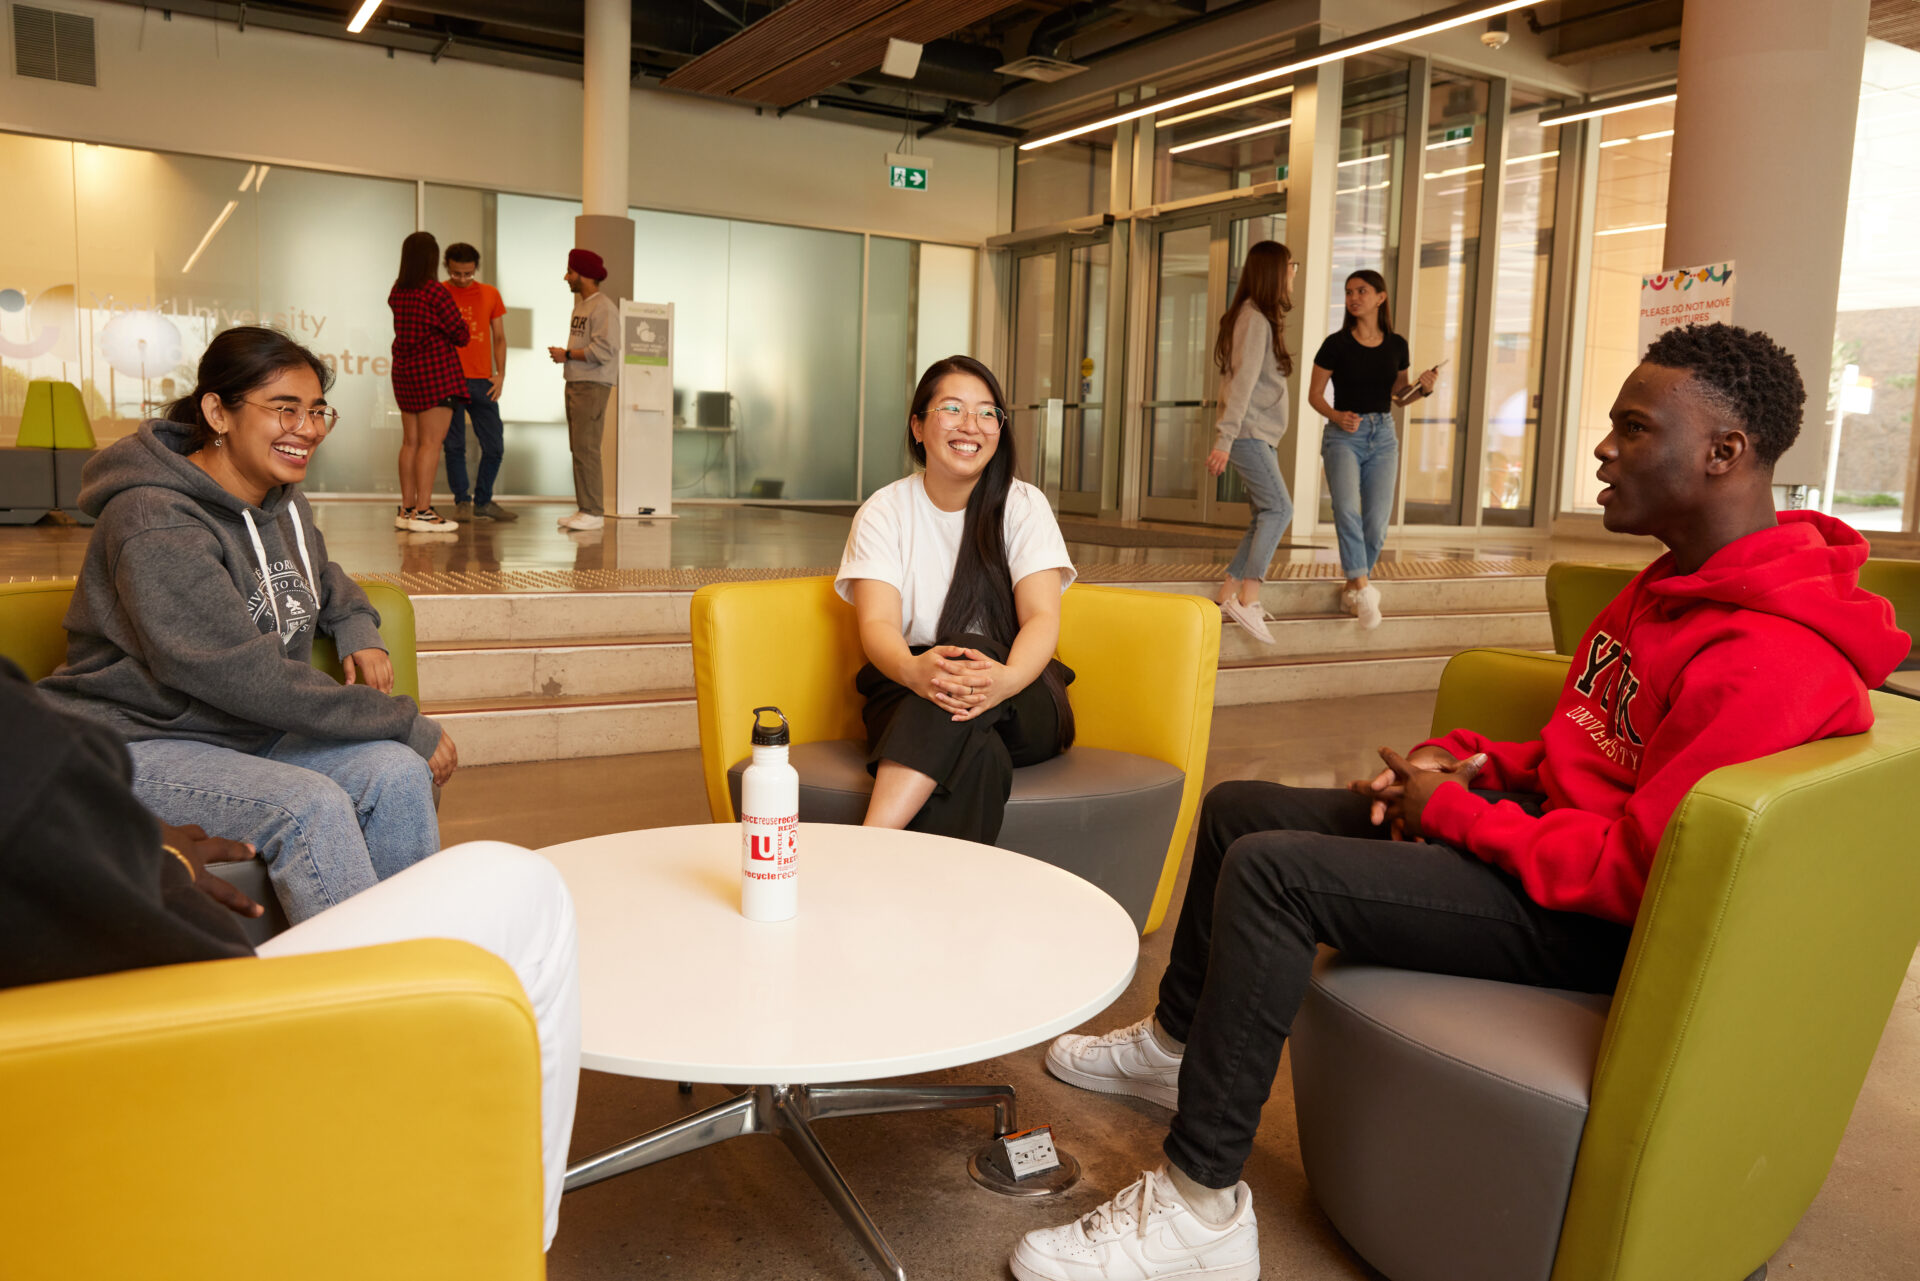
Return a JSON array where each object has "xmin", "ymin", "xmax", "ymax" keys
[{"xmin": 539, "ymin": 822, "xmax": 1139, "ymax": 1281}]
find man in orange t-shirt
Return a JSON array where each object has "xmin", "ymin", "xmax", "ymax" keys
[{"xmin": 441, "ymin": 243, "xmax": 515, "ymax": 521}]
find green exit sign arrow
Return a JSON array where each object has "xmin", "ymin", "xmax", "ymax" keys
[
  {"xmin": 1443, "ymin": 125, "xmax": 1473, "ymax": 142},
  {"xmin": 890, "ymin": 164, "xmax": 928, "ymax": 191}
]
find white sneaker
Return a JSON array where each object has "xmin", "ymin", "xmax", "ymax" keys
[
  {"xmin": 405, "ymin": 508, "xmax": 457, "ymax": 533},
  {"xmin": 1356, "ymin": 584, "xmax": 1383, "ymax": 630},
  {"xmin": 1219, "ymin": 596, "xmax": 1276, "ymax": 646},
  {"xmin": 559, "ymin": 511, "xmax": 606, "ymax": 531},
  {"xmin": 1010, "ymin": 1167, "xmax": 1259, "ymax": 1281},
  {"xmin": 1339, "ymin": 586, "xmax": 1361, "ymax": 616},
  {"xmin": 393, "ymin": 506, "xmax": 413, "ymax": 530},
  {"xmin": 556, "ymin": 509, "xmax": 584, "ymax": 528},
  {"xmin": 1046, "ymin": 1015, "xmax": 1182, "ymax": 1109}
]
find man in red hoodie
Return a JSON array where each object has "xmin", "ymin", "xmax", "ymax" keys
[{"xmin": 1009, "ymin": 323, "xmax": 1911, "ymax": 1281}]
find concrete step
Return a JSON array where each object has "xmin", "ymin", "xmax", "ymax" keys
[
  {"xmin": 1216, "ymin": 649, "xmax": 1460, "ymax": 705},
  {"xmin": 1217, "ymin": 608, "xmax": 1551, "ymax": 663},
  {"xmin": 424, "ymin": 688, "xmax": 698, "ymax": 767},
  {"xmin": 1123, "ymin": 575, "xmax": 1546, "ymax": 617},
  {"xmin": 418, "ymin": 634, "xmax": 692, "ymax": 702}
]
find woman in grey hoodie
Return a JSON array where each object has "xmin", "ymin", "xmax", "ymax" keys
[
  {"xmin": 1206, "ymin": 240, "xmax": 1297, "ymax": 646},
  {"xmin": 39, "ymin": 327, "xmax": 455, "ymax": 924}
]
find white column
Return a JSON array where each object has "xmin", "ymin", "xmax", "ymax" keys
[
  {"xmin": 1282, "ymin": 39, "xmax": 1341, "ymax": 544},
  {"xmin": 582, "ymin": 0, "xmax": 631, "ymax": 222},
  {"xmin": 1663, "ymin": 0, "xmax": 1869, "ymax": 492}
]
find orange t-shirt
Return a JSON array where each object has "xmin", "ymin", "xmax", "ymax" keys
[{"xmin": 443, "ymin": 280, "xmax": 507, "ymax": 381}]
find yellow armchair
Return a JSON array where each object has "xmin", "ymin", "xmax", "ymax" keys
[
  {"xmin": 691, "ymin": 577, "xmax": 1221, "ymax": 932},
  {"xmin": 0, "ymin": 940, "xmax": 548, "ymax": 1278}
]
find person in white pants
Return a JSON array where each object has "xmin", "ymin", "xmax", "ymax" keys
[{"xmin": 259, "ymin": 841, "xmax": 581, "ymax": 1249}]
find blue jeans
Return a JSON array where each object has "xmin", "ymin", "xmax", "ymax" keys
[
  {"xmin": 1225, "ymin": 437, "xmax": 1293, "ymax": 582},
  {"xmin": 1322, "ymin": 412, "xmax": 1399, "ymax": 578},
  {"xmin": 446, "ymin": 377, "xmax": 505, "ymax": 505},
  {"xmin": 127, "ymin": 735, "xmax": 439, "ymax": 925}
]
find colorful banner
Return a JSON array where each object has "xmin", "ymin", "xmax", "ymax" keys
[{"xmin": 1638, "ymin": 261, "xmax": 1734, "ymax": 356}]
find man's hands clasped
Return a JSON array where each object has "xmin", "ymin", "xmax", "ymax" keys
[{"xmin": 1348, "ymin": 745, "xmax": 1487, "ymax": 841}]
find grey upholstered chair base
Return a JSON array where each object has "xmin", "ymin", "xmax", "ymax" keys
[
  {"xmin": 1289, "ymin": 953, "xmax": 1612, "ymax": 1281},
  {"xmin": 208, "ymin": 857, "xmax": 294, "ymax": 947},
  {"xmin": 0, "ymin": 449, "xmax": 55, "ymax": 525},
  {"xmin": 53, "ymin": 449, "xmax": 95, "ymax": 525},
  {"xmin": 727, "ymin": 739, "xmax": 1183, "ymax": 930}
]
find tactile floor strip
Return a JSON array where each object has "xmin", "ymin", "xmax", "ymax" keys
[{"xmin": 340, "ymin": 558, "xmax": 1552, "ymax": 595}]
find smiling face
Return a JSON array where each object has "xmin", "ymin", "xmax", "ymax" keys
[
  {"xmin": 911, "ymin": 372, "xmax": 1003, "ymax": 490},
  {"xmin": 1594, "ymin": 362, "xmax": 1740, "ymax": 537},
  {"xmin": 200, "ymin": 364, "xmax": 330, "ymax": 505}
]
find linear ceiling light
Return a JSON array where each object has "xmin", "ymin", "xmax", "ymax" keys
[
  {"xmin": 1596, "ymin": 221, "xmax": 1666, "ymax": 237},
  {"xmin": 182, "ymin": 201, "xmax": 239, "ymax": 274},
  {"xmin": 1339, "ymin": 152, "xmax": 1390, "ymax": 168},
  {"xmin": 1505, "ymin": 149, "xmax": 1559, "ymax": 166},
  {"xmin": 347, "ymin": 0, "xmax": 382, "ymax": 34},
  {"xmin": 1169, "ymin": 117, "xmax": 1292, "ymax": 155},
  {"xmin": 237, "ymin": 165, "xmax": 259, "ymax": 193},
  {"xmin": 253, "ymin": 165, "xmax": 271, "ymax": 192},
  {"xmin": 1539, "ymin": 86, "xmax": 1676, "ymax": 127},
  {"xmin": 1425, "ymin": 162, "xmax": 1485, "ymax": 179},
  {"xmin": 1159, "ymin": 85, "xmax": 1293, "ymax": 128},
  {"xmin": 1019, "ymin": 0, "xmax": 1536, "ymax": 151}
]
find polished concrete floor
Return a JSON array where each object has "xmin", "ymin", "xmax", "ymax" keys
[
  {"xmin": 2, "ymin": 499, "xmax": 1665, "ymax": 585},
  {"xmin": 442, "ymin": 693, "xmax": 1920, "ymax": 1281}
]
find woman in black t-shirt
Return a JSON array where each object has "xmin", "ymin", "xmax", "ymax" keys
[{"xmin": 1307, "ymin": 270, "xmax": 1438, "ymax": 629}]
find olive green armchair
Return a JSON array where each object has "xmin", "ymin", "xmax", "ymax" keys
[
  {"xmin": 1290, "ymin": 646, "xmax": 1920, "ymax": 1281},
  {"xmin": 0, "ymin": 578, "xmax": 420, "ymax": 941}
]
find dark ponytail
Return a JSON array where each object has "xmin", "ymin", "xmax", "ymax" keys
[
  {"xmin": 164, "ymin": 326, "xmax": 334, "ymax": 451},
  {"xmin": 907, "ymin": 354, "xmax": 1075, "ymax": 751}
]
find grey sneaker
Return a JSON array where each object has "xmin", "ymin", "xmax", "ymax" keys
[
  {"xmin": 474, "ymin": 501, "xmax": 519, "ymax": 521},
  {"xmin": 446, "ymin": 501, "xmax": 475, "ymax": 523}
]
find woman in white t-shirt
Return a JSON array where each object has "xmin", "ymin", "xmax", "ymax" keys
[{"xmin": 835, "ymin": 355, "xmax": 1078, "ymax": 843}]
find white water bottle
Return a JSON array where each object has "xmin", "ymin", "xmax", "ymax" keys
[{"xmin": 740, "ymin": 706, "xmax": 799, "ymax": 922}]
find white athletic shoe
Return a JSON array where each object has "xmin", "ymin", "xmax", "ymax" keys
[
  {"xmin": 404, "ymin": 507, "xmax": 457, "ymax": 533},
  {"xmin": 1046, "ymin": 1015, "xmax": 1182, "ymax": 1109},
  {"xmin": 393, "ymin": 506, "xmax": 413, "ymax": 530},
  {"xmin": 556, "ymin": 509, "xmax": 584, "ymax": 528},
  {"xmin": 1219, "ymin": 596, "xmax": 1276, "ymax": 645},
  {"xmin": 1356, "ymin": 584, "xmax": 1383, "ymax": 631},
  {"xmin": 1010, "ymin": 1167, "xmax": 1259, "ymax": 1281},
  {"xmin": 559, "ymin": 511, "xmax": 606, "ymax": 531},
  {"xmin": 1340, "ymin": 586, "xmax": 1361, "ymax": 616}
]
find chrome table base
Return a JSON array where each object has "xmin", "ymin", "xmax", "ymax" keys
[{"xmin": 565, "ymin": 1081, "xmax": 1037, "ymax": 1280}]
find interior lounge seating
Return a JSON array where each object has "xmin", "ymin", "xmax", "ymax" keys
[
  {"xmin": 1288, "ymin": 646, "xmax": 1920, "ymax": 1281},
  {"xmin": 0, "ymin": 577, "xmax": 422, "ymax": 944},
  {"xmin": 690, "ymin": 576, "xmax": 1221, "ymax": 932},
  {"xmin": 1, "ymin": 380, "xmax": 96, "ymax": 526}
]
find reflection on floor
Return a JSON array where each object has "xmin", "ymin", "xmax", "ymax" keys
[
  {"xmin": 438, "ymin": 693, "xmax": 1920, "ymax": 1281},
  {"xmin": 0, "ymin": 499, "xmax": 1665, "ymax": 586}
]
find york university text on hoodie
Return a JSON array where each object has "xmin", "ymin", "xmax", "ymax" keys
[
  {"xmin": 1419, "ymin": 511, "xmax": 1909, "ymax": 925},
  {"xmin": 38, "ymin": 421, "xmax": 442, "ymax": 760}
]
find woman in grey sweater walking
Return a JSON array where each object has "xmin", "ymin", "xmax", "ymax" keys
[{"xmin": 1206, "ymin": 240, "xmax": 1297, "ymax": 645}]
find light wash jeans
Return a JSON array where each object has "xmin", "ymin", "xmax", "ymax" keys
[
  {"xmin": 260, "ymin": 842, "xmax": 580, "ymax": 1250},
  {"xmin": 127, "ymin": 734, "xmax": 438, "ymax": 925},
  {"xmin": 1225, "ymin": 436, "xmax": 1294, "ymax": 582},
  {"xmin": 1322, "ymin": 412, "xmax": 1399, "ymax": 578}
]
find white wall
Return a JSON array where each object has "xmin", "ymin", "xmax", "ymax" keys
[{"xmin": 0, "ymin": 0, "xmax": 1003, "ymax": 244}]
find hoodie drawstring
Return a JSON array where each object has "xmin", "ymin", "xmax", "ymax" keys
[
  {"xmin": 241, "ymin": 510, "xmax": 284, "ymax": 639},
  {"xmin": 287, "ymin": 503, "xmax": 319, "ymax": 599}
]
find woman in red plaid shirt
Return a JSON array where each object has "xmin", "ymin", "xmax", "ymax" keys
[{"xmin": 389, "ymin": 231, "xmax": 468, "ymax": 533}]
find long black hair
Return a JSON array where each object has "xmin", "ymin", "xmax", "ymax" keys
[
  {"xmin": 1342, "ymin": 269, "xmax": 1395, "ymax": 335},
  {"xmin": 395, "ymin": 231, "xmax": 441, "ymax": 291},
  {"xmin": 907, "ymin": 354, "xmax": 1075, "ymax": 750},
  {"xmin": 163, "ymin": 326, "xmax": 333, "ymax": 452}
]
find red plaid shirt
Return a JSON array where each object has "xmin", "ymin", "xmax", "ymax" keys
[{"xmin": 388, "ymin": 283, "xmax": 469, "ymax": 412}]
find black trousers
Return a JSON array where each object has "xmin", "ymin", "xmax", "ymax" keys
[
  {"xmin": 857, "ymin": 633, "xmax": 1062, "ymax": 845},
  {"xmin": 1157, "ymin": 780, "xmax": 1634, "ymax": 1188}
]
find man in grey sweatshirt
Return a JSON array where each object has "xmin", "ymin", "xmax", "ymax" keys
[{"xmin": 548, "ymin": 247, "xmax": 619, "ymax": 531}]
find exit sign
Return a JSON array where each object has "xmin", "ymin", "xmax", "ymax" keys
[
  {"xmin": 1443, "ymin": 125, "xmax": 1473, "ymax": 142},
  {"xmin": 885, "ymin": 150, "xmax": 930, "ymax": 193}
]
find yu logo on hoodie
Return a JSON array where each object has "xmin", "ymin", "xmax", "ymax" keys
[{"xmin": 1567, "ymin": 628, "xmax": 1645, "ymax": 764}]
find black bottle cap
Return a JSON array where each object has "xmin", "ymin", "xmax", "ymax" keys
[{"xmin": 751, "ymin": 706, "xmax": 790, "ymax": 746}]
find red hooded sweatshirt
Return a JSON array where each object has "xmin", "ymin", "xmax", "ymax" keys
[{"xmin": 1418, "ymin": 511, "xmax": 1909, "ymax": 926}]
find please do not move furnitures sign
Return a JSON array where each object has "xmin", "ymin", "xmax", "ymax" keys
[{"xmin": 1638, "ymin": 261, "xmax": 1734, "ymax": 356}]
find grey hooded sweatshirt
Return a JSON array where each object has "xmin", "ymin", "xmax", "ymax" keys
[{"xmin": 37, "ymin": 421, "xmax": 442, "ymax": 760}]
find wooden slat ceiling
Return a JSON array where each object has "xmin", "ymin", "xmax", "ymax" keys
[
  {"xmin": 1869, "ymin": 0, "xmax": 1920, "ymax": 52},
  {"xmin": 663, "ymin": 0, "xmax": 1017, "ymax": 108}
]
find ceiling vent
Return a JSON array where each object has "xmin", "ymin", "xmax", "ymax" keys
[
  {"xmin": 12, "ymin": 5, "xmax": 97, "ymax": 87},
  {"xmin": 996, "ymin": 55, "xmax": 1089, "ymax": 83}
]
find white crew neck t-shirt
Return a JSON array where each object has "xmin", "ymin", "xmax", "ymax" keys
[{"xmin": 835, "ymin": 474, "xmax": 1077, "ymax": 648}]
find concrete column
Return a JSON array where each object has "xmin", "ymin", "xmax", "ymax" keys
[
  {"xmin": 1282, "ymin": 36, "xmax": 1341, "ymax": 543},
  {"xmin": 1663, "ymin": 0, "xmax": 1869, "ymax": 490},
  {"xmin": 577, "ymin": 0, "xmax": 634, "ymax": 304}
]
